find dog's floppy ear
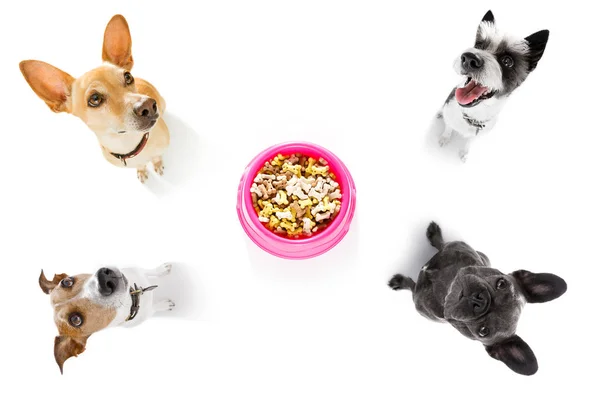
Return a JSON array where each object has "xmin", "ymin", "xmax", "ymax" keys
[
  {"xmin": 485, "ymin": 335, "xmax": 538, "ymax": 375},
  {"xmin": 102, "ymin": 14, "xmax": 134, "ymax": 70},
  {"xmin": 481, "ymin": 10, "xmax": 495, "ymax": 24},
  {"xmin": 39, "ymin": 270, "xmax": 68, "ymax": 294},
  {"xmin": 19, "ymin": 61, "xmax": 74, "ymax": 113},
  {"xmin": 524, "ymin": 30, "xmax": 550, "ymax": 71},
  {"xmin": 511, "ymin": 269, "xmax": 567, "ymax": 303},
  {"xmin": 54, "ymin": 335, "xmax": 88, "ymax": 374}
]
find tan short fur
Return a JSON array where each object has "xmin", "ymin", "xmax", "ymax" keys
[{"xmin": 19, "ymin": 15, "xmax": 170, "ymax": 183}]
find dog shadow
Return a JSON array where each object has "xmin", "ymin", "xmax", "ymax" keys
[
  {"xmin": 151, "ymin": 262, "xmax": 204, "ymax": 320},
  {"xmin": 424, "ymin": 113, "xmax": 469, "ymax": 165},
  {"xmin": 144, "ymin": 113, "xmax": 205, "ymax": 196},
  {"xmin": 245, "ymin": 214, "xmax": 361, "ymax": 283},
  {"xmin": 387, "ymin": 223, "xmax": 438, "ymax": 281}
]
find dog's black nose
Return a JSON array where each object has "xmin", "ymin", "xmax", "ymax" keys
[
  {"xmin": 468, "ymin": 290, "xmax": 490, "ymax": 316},
  {"xmin": 134, "ymin": 98, "xmax": 158, "ymax": 119},
  {"xmin": 461, "ymin": 52, "xmax": 483, "ymax": 71},
  {"xmin": 97, "ymin": 268, "xmax": 120, "ymax": 296}
]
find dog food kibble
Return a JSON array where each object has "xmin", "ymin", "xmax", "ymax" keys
[{"xmin": 250, "ymin": 154, "xmax": 342, "ymax": 238}]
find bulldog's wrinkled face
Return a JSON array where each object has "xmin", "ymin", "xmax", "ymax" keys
[
  {"xmin": 443, "ymin": 266, "xmax": 525, "ymax": 346},
  {"xmin": 452, "ymin": 10, "xmax": 549, "ymax": 108},
  {"xmin": 442, "ymin": 266, "xmax": 567, "ymax": 375},
  {"xmin": 39, "ymin": 267, "xmax": 131, "ymax": 373}
]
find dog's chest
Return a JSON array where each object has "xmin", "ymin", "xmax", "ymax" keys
[
  {"xmin": 100, "ymin": 132, "xmax": 148, "ymax": 154},
  {"xmin": 443, "ymin": 99, "xmax": 500, "ymax": 138}
]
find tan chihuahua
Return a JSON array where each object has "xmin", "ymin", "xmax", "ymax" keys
[{"xmin": 20, "ymin": 15, "xmax": 170, "ymax": 183}]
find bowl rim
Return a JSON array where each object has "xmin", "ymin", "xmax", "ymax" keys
[{"xmin": 237, "ymin": 141, "xmax": 356, "ymax": 248}]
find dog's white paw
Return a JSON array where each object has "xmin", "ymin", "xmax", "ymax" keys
[
  {"xmin": 160, "ymin": 263, "xmax": 172, "ymax": 275},
  {"xmin": 459, "ymin": 150, "xmax": 469, "ymax": 163},
  {"xmin": 439, "ymin": 136, "xmax": 451, "ymax": 147},
  {"xmin": 165, "ymin": 299, "xmax": 175, "ymax": 311},
  {"xmin": 146, "ymin": 263, "xmax": 173, "ymax": 278},
  {"xmin": 155, "ymin": 299, "xmax": 176, "ymax": 312}
]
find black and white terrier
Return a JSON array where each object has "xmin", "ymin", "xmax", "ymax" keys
[{"xmin": 438, "ymin": 11, "xmax": 549, "ymax": 162}]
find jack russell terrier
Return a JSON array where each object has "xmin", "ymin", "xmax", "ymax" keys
[
  {"xmin": 437, "ymin": 10, "xmax": 549, "ymax": 162},
  {"xmin": 389, "ymin": 222, "xmax": 566, "ymax": 375},
  {"xmin": 20, "ymin": 15, "xmax": 170, "ymax": 183},
  {"xmin": 39, "ymin": 264, "xmax": 175, "ymax": 373}
]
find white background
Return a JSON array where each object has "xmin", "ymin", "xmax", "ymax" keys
[{"xmin": 1, "ymin": 0, "xmax": 598, "ymax": 398}]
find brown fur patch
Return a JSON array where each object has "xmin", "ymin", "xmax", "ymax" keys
[
  {"xmin": 39, "ymin": 270, "xmax": 68, "ymax": 294},
  {"xmin": 48, "ymin": 273, "xmax": 117, "ymax": 337},
  {"xmin": 54, "ymin": 335, "xmax": 88, "ymax": 374},
  {"xmin": 19, "ymin": 60, "xmax": 75, "ymax": 113},
  {"xmin": 71, "ymin": 65, "xmax": 137, "ymax": 128},
  {"xmin": 102, "ymin": 15, "xmax": 134, "ymax": 69},
  {"xmin": 43, "ymin": 272, "xmax": 118, "ymax": 373},
  {"xmin": 54, "ymin": 297, "xmax": 117, "ymax": 338},
  {"xmin": 48, "ymin": 273, "xmax": 92, "ymax": 305}
]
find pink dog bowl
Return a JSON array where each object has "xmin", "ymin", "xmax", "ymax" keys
[{"xmin": 237, "ymin": 142, "xmax": 357, "ymax": 260}]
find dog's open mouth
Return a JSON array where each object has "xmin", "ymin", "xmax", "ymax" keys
[{"xmin": 455, "ymin": 77, "xmax": 496, "ymax": 107}]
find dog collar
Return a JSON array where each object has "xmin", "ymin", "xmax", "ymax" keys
[
  {"xmin": 109, "ymin": 132, "xmax": 150, "ymax": 166},
  {"xmin": 462, "ymin": 114, "xmax": 488, "ymax": 134},
  {"xmin": 126, "ymin": 283, "xmax": 157, "ymax": 322}
]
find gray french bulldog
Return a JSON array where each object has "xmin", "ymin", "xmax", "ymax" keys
[{"xmin": 389, "ymin": 222, "xmax": 567, "ymax": 375}]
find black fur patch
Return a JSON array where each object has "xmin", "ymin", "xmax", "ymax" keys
[
  {"xmin": 388, "ymin": 274, "xmax": 415, "ymax": 291},
  {"xmin": 494, "ymin": 40, "xmax": 527, "ymax": 95},
  {"xmin": 486, "ymin": 335, "xmax": 538, "ymax": 376},
  {"xmin": 524, "ymin": 30, "xmax": 550, "ymax": 71},
  {"xmin": 511, "ymin": 270, "xmax": 567, "ymax": 303},
  {"xmin": 481, "ymin": 10, "xmax": 494, "ymax": 24},
  {"xmin": 426, "ymin": 221, "xmax": 444, "ymax": 250}
]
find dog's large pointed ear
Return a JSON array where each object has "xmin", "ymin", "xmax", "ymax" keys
[
  {"xmin": 475, "ymin": 11, "xmax": 495, "ymax": 46},
  {"xmin": 511, "ymin": 269, "xmax": 567, "ymax": 303},
  {"xmin": 102, "ymin": 14, "xmax": 134, "ymax": 70},
  {"xmin": 524, "ymin": 30, "xmax": 550, "ymax": 71},
  {"xmin": 481, "ymin": 10, "xmax": 495, "ymax": 24},
  {"xmin": 54, "ymin": 335, "xmax": 88, "ymax": 374},
  {"xmin": 19, "ymin": 60, "xmax": 74, "ymax": 113},
  {"xmin": 485, "ymin": 335, "xmax": 538, "ymax": 375},
  {"xmin": 39, "ymin": 270, "xmax": 68, "ymax": 294}
]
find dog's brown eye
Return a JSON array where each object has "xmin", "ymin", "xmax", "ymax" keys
[
  {"xmin": 496, "ymin": 278, "xmax": 507, "ymax": 290},
  {"xmin": 501, "ymin": 55, "xmax": 514, "ymax": 68},
  {"xmin": 88, "ymin": 93, "xmax": 103, "ymax": 107},
  {"xmin": 478, "ymin": 326, "xmax": 490, "ymax": 337},
  {"xmin": 69, "ymin": 313, "xmax": 83, "ymax": 327},
  {"xmin": 61, "ymin": 277, "xmax": 74, "ymax": 288},
  {"xmin": 124, "ymin": 72, "xmax": 134, "ymax": 85}
]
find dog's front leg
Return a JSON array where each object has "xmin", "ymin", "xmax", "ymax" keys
[
  {"xmin": 137, "ymin": 166, "xmax": 149, "ymax": 183},
  {"xmin": 459, "ymin": 138, "xmax": 472, "ymax": 162},
  {"xmin": 388, "ymin": 274, "xmax": 416, "ymax": 291},
  {"xmin": 152, "ymin": 156, "xmax": 164, "ymax": 176},
  {"xmin": 438, "ymin": 118, "xmax": 454, "ymax": 147},
  {"xmin": 146, "ymin": 263, "xmax": 172, "ymax": 278}
]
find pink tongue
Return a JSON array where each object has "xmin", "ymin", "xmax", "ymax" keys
[{"xmin": 455, "ymin": 80, "xmax": 488, "ymax": 105}]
